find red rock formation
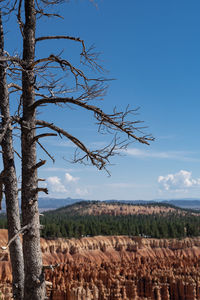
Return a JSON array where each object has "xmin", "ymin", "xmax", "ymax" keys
[{"xmin": 0, "ymin": 231, "xmax": 200, "ymax": 299}]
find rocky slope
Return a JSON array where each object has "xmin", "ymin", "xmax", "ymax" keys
[
  {"xmin": 0, "ymin": 230, "xmax": 200, "ymax": 299},
  {"xmin": 55, "ymin": 201, "xmax": 188, "ymax": 216}
]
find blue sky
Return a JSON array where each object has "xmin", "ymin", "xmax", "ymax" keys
[{"xmin": 3, "ymin": 0, "xmax": 200, "ymax": 200}]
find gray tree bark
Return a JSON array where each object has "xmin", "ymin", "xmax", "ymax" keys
[
  {"xmin": 0, "ymin": 10, "xmax": 24, "ymax": 300},
  {"xmin": 21, "ymin": 1, "xmax": 45, "ymax": 299}
]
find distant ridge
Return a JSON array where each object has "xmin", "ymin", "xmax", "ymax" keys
[
  {"xmin": 37, "ymin": 197, "xmax": 200, "ymax": 211},
  {"xmin": 38, "ymin": 197, "xmax": 84, "ymax": 210},
  {"xmin": 161, "ymin": 199, "xmax": 200, "ymax": 209},
  {"xmin": 2, "ymin": 196, "xmax": 199, "ymax": 211}
]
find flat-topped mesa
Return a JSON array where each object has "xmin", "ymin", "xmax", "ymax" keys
[
  {"xmin": 0, "ymin": 231, "xmax": 200, "ymax": 299},
  {"xmin": 55, "ymin": 201, "xmax": 190, "ymax": 216}
]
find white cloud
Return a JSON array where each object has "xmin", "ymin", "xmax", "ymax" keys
[
  {"xmin": 65, "ymin": 172, "xmax": 79, "ymax": 183},
  {"xmin": 158, "ymin": 170, "xmax": 200, "ymax": 191},
  {"xmin": 125, "ymin": 148, "xmax": 199, "ymax": 162},
  {"xmin": 46, "ymin": 174, "xmax": 84, "ymax": 197},
  {"xmin": 47, "ymin": 176, "xmax": 68, "ymax": 194}
]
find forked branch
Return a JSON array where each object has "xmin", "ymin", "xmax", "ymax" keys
[
  {"xmin": 33, "ymin": 98, "xmax": 153, "ymax": 145},
  {"xmin": 0, "ymin": 55, "xmax": 23, "ymax": 66},
  {"xmin": 36, "ymin": 119, "xmax": 120, "ymax": 171},
  {"xmin": 35, "ymin": 35, "xmax": 102, "ymax": 71}
]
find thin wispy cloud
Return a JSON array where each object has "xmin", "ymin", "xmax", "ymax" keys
[
  {"xmin": 75, "ymin": 187, "xmax": 89, "ymax": 196},
  {"xmin": 42, "ymin": 139, "xmax": 75, "ymax": 148},
  {"xmin": 51, "ymin": 140, "xmax": 75, "ymax": 148},
  {"xmin": 43, "ymin": 137, "xmax": 110, "ymax": 150},
  {"xmin": 125, "ymin": 148, "xmax": 199, "ymax": 162},
  {"xmin": 43, "ymin": 167, "xmax": 74, "ymax": 172},
  {"xmin": 106, "ymin": 182, "xmax": 152, "ymax": 188}
]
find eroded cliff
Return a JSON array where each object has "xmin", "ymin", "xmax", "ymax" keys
[{"xmin": 0, "ymin": 231, "xmax": 200, "ymax": 299}]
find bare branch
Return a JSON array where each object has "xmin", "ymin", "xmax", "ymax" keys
[
  {"xmin": 35, "ymin": 0, "xmax": 65, "ymax": 19},
  {"xmin": 36, "ymin": 35, "xmax": 85, "ymax": 46},
  {"xmin": 1, "ymin": 223, "xmax": 31, "ymax": 251},
  {"xmin": 32, "ymin": 160, "xmax": 46, "ymax": 170},
  {"xmin": 0, "ymin": 55, "xmax": 24, "ymax": 66},
  {"xmin": 36, "ymin": 120, "xmax": 123, "ymax": 171},
  {"xmin": 33, "ymin": 98, "xmax": 153, "ymax": 145},
  {"xmin": 14, "ymin": 150, "xmax": 22, "ymax": 159},
  {"xmin": 36, "ymin": 140, "xmax": 55, "ymax": 163},
  {"xmin": 0, "ymin": 54, "xmax": 13, "ymax": 62},
  {"xmin": 31, "ymin": 96, "xmax": 74, "ymax": 109},
  {"xmin": 1, "ymin": 220, "xmax": 45, "ymax": 251},
  {"xmin": 35, "ymin": 9, "xmax": 63, "ymax": 19},
  {"xmin": 35, "ymin": 187, "xmax": 48, "ymax": 194},
  {"xmin": 0, "ymin": 1, "xmax": 18, "ymax": 15},
  {"xmin": 36, "ymin": 119, "xmax": 91, "ymax": 152},
  {"xmin": 31, "ymin": 56, "xmax": 54, "ymax": 68},
  {"xmin": 37, "ymin": 178, "xmax": 46, "ymax": 182},
  {"xmin": 31, "ymin": 54, "xmax": 90, "ymax": 88},
  {"xmin": 31, "ymin": 133, "xmax": 57, "ymax": 144},
  {"xmin": 8, "ymin": 83, "xmax": 22, "ymax": 91},
  {"xmin": 17, "ymin": 0, "xmax": 24, "ymax": 37}
]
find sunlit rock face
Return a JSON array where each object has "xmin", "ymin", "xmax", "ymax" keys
[
  {"xmin": 0, "ymin": 231, "xmax": 200, "ymax": 299},
  {"xmin": 42, "ymin": 236, "xmax": 200, "ymax": 300}
]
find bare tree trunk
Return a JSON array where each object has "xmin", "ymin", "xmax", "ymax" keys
[
  {"xmin": 21, "ymin": 1, "xmax": 45, "ymax": 299},
  {"xmin": 0, "ymin": 10, "xmax": 24, "ymax": 300}
]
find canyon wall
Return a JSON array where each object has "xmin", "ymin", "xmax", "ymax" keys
[{"xmin": 0, "ymin": 231, "xmax": 200, "ymax": 299}]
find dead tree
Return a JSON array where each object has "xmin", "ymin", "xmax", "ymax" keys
[
  {"xmin": 20, "ymin": 1, "xmax": 46, "ymax": 299},
  {"xmin": 0, "ymin": 9, "xmax": 24, "ymax": 300},
  {"xmin": 0, "ymin": 1, "xmax": 154, "ymax": 299}
]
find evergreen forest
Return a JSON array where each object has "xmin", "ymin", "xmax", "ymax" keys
[
  {"xmin": 40, "ymin": 211, "xmax": 200, "ymax": 239},
  {"xmin": 0, "ymin": 202, "xmax": 199, "ymax": 239}
]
